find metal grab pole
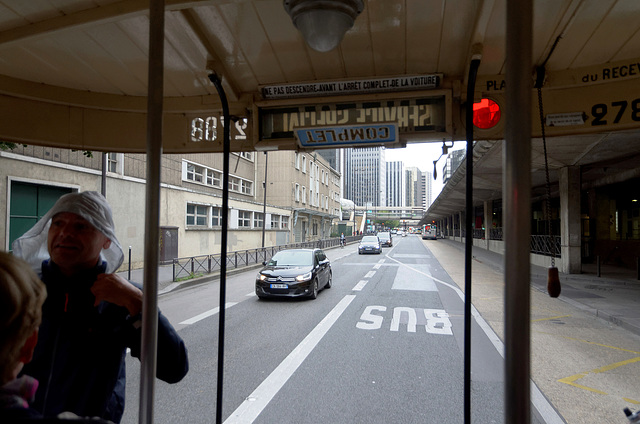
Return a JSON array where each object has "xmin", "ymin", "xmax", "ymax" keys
[
  {"xmin": 262, "ymin": 151, "xmax": 268, "ymax": 248},
  {"xmin": 208, "ymin": 73, "xmax": 230, "ymax": 424},
  {"xmin": 464, "ymin": 54, "xmax": 481, "ymax": 424},
  {"xmin": 139, "ymin": 0, "xmax": 164, "ymax": 422},
  {"xmin": 505, "ymin": 1, "xmax": 532, "ymax": 423}
]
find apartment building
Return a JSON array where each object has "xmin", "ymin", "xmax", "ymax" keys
[{"xmin": 255, "ymin": 150, "xmax": 341, "ymax": 243}]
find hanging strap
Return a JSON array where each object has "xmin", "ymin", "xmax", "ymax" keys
[{"xmin": 535, "ymin": 67, "xmax": 555, "ymax": 268}]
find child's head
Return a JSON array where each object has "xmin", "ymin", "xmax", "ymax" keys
[{"xmin": 0, "ymin": 251, "xmax": 47, "ymax": 384}]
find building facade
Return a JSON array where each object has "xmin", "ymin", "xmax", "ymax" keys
[
  {"xmin": 343, "ymin": 147, "xmax": 386, "ymax": 207},
  {"xmin": 386, "ymin": 161, "xmax": 405, "ymax": 208},
  {"xmin": 0, "ymin": 146, "xmax": 300, "ymax": 270},
  {"xmin": 254, "ymin": 150, "xmax": 341, "ymax": 243}
]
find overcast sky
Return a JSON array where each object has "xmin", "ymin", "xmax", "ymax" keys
[{"xmin": 385, "ymin": 141, "xmax": 466, "ymax": 198}]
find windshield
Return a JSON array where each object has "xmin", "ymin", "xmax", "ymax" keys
[
  {"xmin": 377, "ymin": 232, "xmax": 390, "ymax": 240},
  {"xmin": 361, "ymin": 236, "xmax": 379, "ymax": 243},
  {"xmin": 267, "ymin": 250, "xmax": 312, "ymax": 267}
]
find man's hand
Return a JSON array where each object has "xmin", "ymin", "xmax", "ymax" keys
[{"xmin": 92, "ymin": 273, "xmax": 143, "ymax": 316}]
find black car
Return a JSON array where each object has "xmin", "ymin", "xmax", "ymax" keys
[
  {"xmin": 255, "ymin": 248, "xmax": 332, "ymax": 299},
  {"xmin": 358, "ymin": 235, "xmax": 382, "ymax": 254}
]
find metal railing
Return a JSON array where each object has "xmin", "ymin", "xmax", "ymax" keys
[
  {"xmin": 442, "ymin": 227, "xmax": 561, "ymax": 258},
  {"xmin": 172, "ymin": 235, "xmax": 361, "ymax": 281},
  {"xmin": 530, "ymin": 235, "xmax": 561, "ymax": 257}
]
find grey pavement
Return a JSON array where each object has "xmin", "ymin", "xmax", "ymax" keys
[
  {"xmin": 118, "ymin": 238, "xmax": 640, "ymax": 337},
  {"xmin": 434, "ymin": 238, "xmax": 640, "ymax": 338}
]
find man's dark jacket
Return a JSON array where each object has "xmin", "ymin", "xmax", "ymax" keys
[{"xmin": 21, "ymin": 261, "xmax": 189, "ymax": 423}]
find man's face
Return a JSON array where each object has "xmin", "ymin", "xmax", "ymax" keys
[{"xmin": 47, "ymin": 212, "xmax": 111, "ymax": 275}]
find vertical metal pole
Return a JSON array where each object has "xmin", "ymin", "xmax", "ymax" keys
[
  {"xmin": 464, "ymin": 57, "xmax": 481, "ymax": 424},
  {"xmin": 504, "ymin": 1, "xmax": 532, "ymax": 423},
  {"xmin": 128, "ymin": 246, "xmax": 132, "ymax": 281},
  {"xmin": 208, "ymin": 73, "xmax": 230, "ymax": 424},
  {"xmin": 138, "ymin": 1, "xmax": 164, "ymax": 423},
  {"xmin": 101, "ymin": 152, "xmax": 107, "ymax": 196},
  {"xmin": 262, "ymin": 151, "xmax": 268, "ymax": 248}
]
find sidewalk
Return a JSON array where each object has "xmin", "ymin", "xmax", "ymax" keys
[{"xmin": 432, "ymin": 239, "xmax": 640, "ymax": 337}]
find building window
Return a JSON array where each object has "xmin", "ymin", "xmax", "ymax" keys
[
  {"xmin": 281, "ymin": 216, "xmax": 289, "ymax": 229},
  {"xmin": 302, "ymin": 155, "xmax": 307, "ymax": 173},
  {"xmin": 229, "ymin": 176, "xmax": 240, "ymax": 192},
  {"xmin": 271, "ymin": 214, "xmax": 280, "ymax": 229},
  {"xmin": 107, "ymin": 153, "xmax": 118, "ymax": 173},
  {"xmin": 313, "ymin": 222, "xmax": 318, "ymax": 235},
  {"xmin": 253, "ymin": 212, "xmax": 264, "ymax": 228},
  {"xmin": 238, "ymin": 210, "xmax": 251, "ymax": 227},
  {"xmin": 235, "ymin": 151, "xmax": 254, "ymax": 161},
  {"xmin": 206, "ymin": 170, "xmax": 222, "ymax": 187},
  {"xmin": 186, "ymin": 163, "xmax": 204, "ymax": 183},
  {"xmin": 211, "ymin": 207, "xmax": 221, "ymax": 226},
  {"xmin": 302, "ymin": 186, "xmax": 307, "ymax": 204},
  {"xmin": 183, "ymin": 160, "xmax": 228, "ymax": 188},
  {"xmin": 295, "ymin": 184, "xmax": 300, "ymax": 202},
  {"xmin": 187, "ymin": 204, "xmax": 208, "ymax": 226},
  {"xmin": 241, "ymin": 180, "xmax": 252, "ymax": 195},
  {"xmin": 295, "ymin": 152, "xmax": 300, "ymax": 169}
]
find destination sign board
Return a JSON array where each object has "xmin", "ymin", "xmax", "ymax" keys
[
  {"xmin": 259, "ymin": 97, "xmax": 446, "ymax": 142},
  {"xmin": 261, "ymin": 75, "xmax": 442, "ymax": 99},
  {"xmin": 295, "ymin": 124, "xmax": 398, "ymax": 147}
]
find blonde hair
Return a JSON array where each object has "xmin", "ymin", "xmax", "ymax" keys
[{"xmin": 0, "ymin": 251, "xmax": 47, "ymax": 384}]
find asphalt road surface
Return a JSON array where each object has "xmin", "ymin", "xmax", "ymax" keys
[{"xmin": 120, "ymin": 235, "xmax": 638, "ymax": 423}]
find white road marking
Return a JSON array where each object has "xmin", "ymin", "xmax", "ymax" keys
[
  {"xmin": 224, "ymin": 295, "xmax": 356, "ymax": 424},
  {"xmin": 391, "ymin": 264, "xmax": 437, "ymax": 291},
  {"xmin": 373, "ymin": 263, "xmax": 381, "ymax": 269},
  {"xmin": 364, "ymin": 270, "xmax": 376, "ymax": 278},
  {"xmin": 245, "ymin": 292, "xmax": 255, "ymax": 297},
  {"xmin": 179, "ymin": 302, "xmax": 237, "ymax": 325},
  {"xmin": 385, "ymin": 254, "xmax": 564, "ymax": 424},
  {"xmin": 352, "ymin": 280, "xmax": 368, "ymax": 291}
]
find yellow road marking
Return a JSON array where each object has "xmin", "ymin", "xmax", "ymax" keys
[{"xmin": 558, "ymin": 356, "xmax": 640, "ymax": 397}]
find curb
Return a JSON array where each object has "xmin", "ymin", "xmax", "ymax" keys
[{"xmin": 159, "ymin": 263, "xmax": 265, "ymax": 295}]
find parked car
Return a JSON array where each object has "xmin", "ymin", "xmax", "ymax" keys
[
  {"xmin": 377, "ymin": 231, "xmax": 393, "ymax": 247},
  {"xmin": 255, "ymin": 248, "xmax": 331, "ymax": 299},
  {"xmin": 358, "ymin": 235, "xmax": 382, "ymax": 254}
]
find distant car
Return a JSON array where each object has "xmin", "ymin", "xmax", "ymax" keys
[
  {"xmin": 377, "ymin": 231, "xmax": 392, "ymax": 247},
  {"xmin": 402, "ymin": 231, "xmax": 407, "ymax": 237},
  {"xmin": 255, "ymin": 248, "xmax": 331, "ymax": 299},
  {"xmin": 358, "ymin": 235, "xmax": 382, "ymax": 254}
]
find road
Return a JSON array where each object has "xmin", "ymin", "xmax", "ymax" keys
[{"xmin": 121, "ymin": 235, "xmax": 639, "ymax": 423}]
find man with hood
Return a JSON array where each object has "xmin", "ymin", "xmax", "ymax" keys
[{"xmin": 12, "ymin": 191, "xmax": 189, "ymax": 423}]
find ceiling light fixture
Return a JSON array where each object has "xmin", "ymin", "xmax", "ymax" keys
[{"xmin": 284, "ymin": 0, "xmax": 364, "ymax": 52}]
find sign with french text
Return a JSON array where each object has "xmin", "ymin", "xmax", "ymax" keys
[
  {"xmin": 261, "ymin": 75, "xmax": 442, "ymax": 99},
  {"xmin": 295, "ymin": 124, "xmax": 398, "ymax": 147}
]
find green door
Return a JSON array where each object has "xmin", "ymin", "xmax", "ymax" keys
[{"xmin": 9, "ymin": 182, "xmax": 73, "ymax": 250}]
